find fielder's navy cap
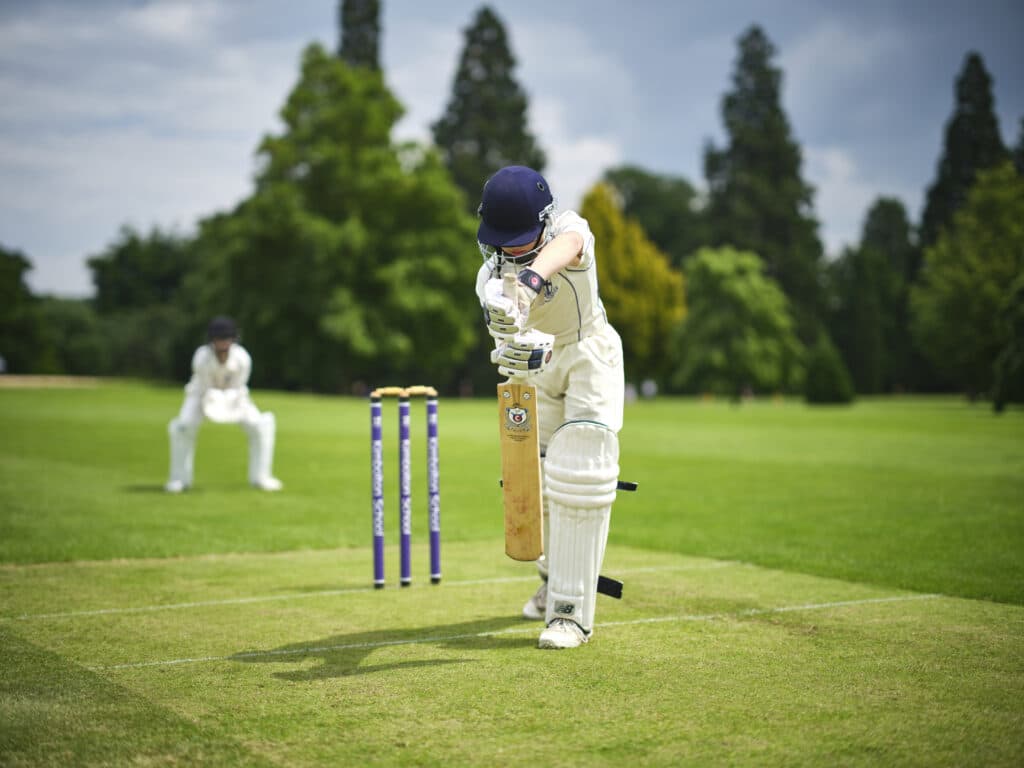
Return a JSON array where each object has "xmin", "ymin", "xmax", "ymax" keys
[
  {"xmin": 207, "ymin": 316, "xmax": 238, "ymax": 340},
  {"xmin": 477, "ymin": 166, "xmax": 554, "ymax": 247}
]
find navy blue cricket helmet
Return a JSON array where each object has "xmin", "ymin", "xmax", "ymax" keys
[{"xmin": 477, "ymin": 166, "xmax": 556, "ymax": 248}]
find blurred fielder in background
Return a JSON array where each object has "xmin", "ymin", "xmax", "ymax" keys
[
  {"xmin": 476, "ymin": 166, "xmax": 625, "ymax": 650},
  {"xmin": 165, "ymin": 316, "xmax": 282, "ymax": 493}
]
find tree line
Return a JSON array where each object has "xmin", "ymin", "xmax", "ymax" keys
[{"xmin": 2, "ymin": 2, "xmax": 1022, "ymax": 409}]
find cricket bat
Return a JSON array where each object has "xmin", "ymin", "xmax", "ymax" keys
[
  {"xmin": 498, "ymin": 378, "xmax": 544, "ymax": 560},
  {"xmin": 497, "ymin": 272, "xmax": 544, "ymax": 561}
]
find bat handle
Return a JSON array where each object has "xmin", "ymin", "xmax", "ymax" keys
[{"xmin": 503, "ymin": 272, "xmax": 518, "ymax": 301}]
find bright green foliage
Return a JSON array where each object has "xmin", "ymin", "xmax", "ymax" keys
[
  {"xmin": 193, "ymin": 45, "xmax": 479, "ymax": 392},
  {"xmin": 920, "ymin": 52, "xmax": 1009, "ymax": 249},
  {"xmin": 669, "ymin": 247, "xmax": 803, "ymax": 396},
  {"xmin": 581, "ymin": 183, "xmax": 685, "ymax": 383},
  {"xmin": 337, "ymin": 0, "xmax": 380, "ymax": 70},
  {"xmin": 703, "ymin": 26, "xmax": 824, "ymax": 338},
  {"xmin": 602, "ymin": 165, "xmax": 708, "ymax": 268},
  {"xmin": 912, "ymin": 162, "xmax": 1024, "ymax": 396},
  {"xmin": 431, "ymin": 6, "xmax": 546, "ymax": 213},
  {"xmin": 804, "ymin": 331, "xmax": 855, "ymax": 404},
  {"xmin": 827, "ymin": 198, "xmax": 915, "ymax": 393},
  {"xmin": 0, "ymin": 245, "xmax": 44, "ymax": 373}
]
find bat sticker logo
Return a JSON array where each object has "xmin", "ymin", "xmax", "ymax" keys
[{"xmin": 505, "ymin": 406, "xmax": 530, "ymax": 430}]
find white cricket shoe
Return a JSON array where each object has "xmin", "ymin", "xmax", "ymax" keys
[
  {"xmin": 522, "ymin": 582, "xmax": 547, "ymax": 620},
  {"xmin": 538, "ymin": 618, "xmax": 589, "ymax": 649},
  {"xmin": 253, "ymin": 477, "xmax": 283, "ymax": 492},
  {"xmin": 164, "ymin": 480, "xmax": 186, "ymax": 494}
]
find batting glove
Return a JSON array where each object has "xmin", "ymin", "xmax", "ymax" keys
[{"xmin": 491, "ymin": 329, "xmax": 555, "ymax": 378}]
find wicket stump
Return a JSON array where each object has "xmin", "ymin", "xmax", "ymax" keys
[{"xmin": 370, "ymin": 386, "xmax": 441, "ymax": 588}]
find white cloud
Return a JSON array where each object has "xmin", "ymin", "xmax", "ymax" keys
[
  {"xmin": 0, "ymin": 2, "xmax": 306, "ymax": 295},
  {"xmin": 804, "ymin": 145, "xmax": 917, "ymax": 258},
  {"xmin": 118, "ymin": 0, "xmax": 220, "ymax": 45},
  {"xmin": 530, "ymin": 97, "xmax": 621, "ymax": 211},
  {"xmin": 386, "ymin": 20, "xmax": 462, "ymax": 145},
  {"xmin": 781, "ymin": 18, "xmax": 906, "ymax": 123},
  {"xmin": 3, "ymin": 0, "xmax": 1021, "ymax": 297}
]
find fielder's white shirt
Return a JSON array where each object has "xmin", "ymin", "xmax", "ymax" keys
[{"xmin": 184, "ymin": 343, "xmax": 252, "ymax": 396}]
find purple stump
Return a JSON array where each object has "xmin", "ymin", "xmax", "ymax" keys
[
  {"xmin": 426, "ymin": 396, "xmax": 441, "ymax": 584},
  {"xmin": 370, "ymin": 396, "xmax": 385, "ymax": 588}
]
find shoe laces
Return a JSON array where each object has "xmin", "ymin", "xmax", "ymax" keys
[{"xmin": 549, "ymin": 618, "xmax": 586, "ymax": 640}]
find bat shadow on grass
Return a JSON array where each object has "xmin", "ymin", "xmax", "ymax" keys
[
  {"xmin": 121, "ymin": 483, "xmax": 173, "ymax": 494},
  {"xmin": 230, "ymin": 615, "xmax": 528, "ymax": 681}
]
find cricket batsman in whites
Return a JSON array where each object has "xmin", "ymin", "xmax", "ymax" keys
[
  {"xmin": 165, "ymin": 316, "xmax": 283, "ymax": 493},
  {"xmin": 477, "ymin": 166, "xmax": 625, "ymax": 649}
]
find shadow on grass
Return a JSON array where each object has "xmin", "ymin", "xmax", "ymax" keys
[
  {"xmin": 231, "ymin": 615, "xmax": 529, "ymax": 681},
  {"xmin": 121, "ymin": 484, "xmax": 171, "ymax": 494}
]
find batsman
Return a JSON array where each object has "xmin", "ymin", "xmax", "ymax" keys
[{"xmin": 476, "ymin": 166, "xmax": 625, "ymax": 650}]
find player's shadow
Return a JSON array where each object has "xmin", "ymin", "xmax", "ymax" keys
[{"xmin": 231, "ymin": 615, "xmax": 530, "ymax": 681}]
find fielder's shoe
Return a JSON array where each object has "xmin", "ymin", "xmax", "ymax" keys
[
  {"xmin": 164, "ymin": 480, "xmax": 186, "ymax": 494},
  {"xmin": 253, "ymin": 477, "xmax": 283, "ymax": 492},
  {"xmin": 522, "ymin": 581, "xmax": 547, "ymax": 620},
  {"xmin": 538, "ymin": 618, "xmax": 589, "ymax": 649}
]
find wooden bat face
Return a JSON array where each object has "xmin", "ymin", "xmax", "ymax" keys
[{"xmin": 498, "ymin": 380, "xmax": 544, "ymax": 561}]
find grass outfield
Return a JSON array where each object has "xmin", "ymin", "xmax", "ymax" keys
[{"xmin": 1, "ymin": 380, "xmax": 1022, "ymax": 765}]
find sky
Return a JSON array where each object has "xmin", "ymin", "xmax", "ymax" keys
[{"xmin": 1, "ymin": 0, "xmax": 1022, "ymax": 297}]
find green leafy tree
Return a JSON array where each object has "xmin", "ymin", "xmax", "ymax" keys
[
  {"xmin": 703, "ymin": 25, "xmax": 824, "ymax": 339},
  {"xmin": 85, "ymin": 226, "xmax": 196, "ymax": 379},
  {"xmin": 669, "ymin": 246, "xmax": 803, "ymax": 397},
  {"xmin": 194, "ymin": 45, "xmax": 479, "ymax": 392},
  {"xmin": 88, "ymin": 226, "xmax": 194, "ymax": 314},
  {"xmin": 827, "ymin": 198, "xmax": 915, "ymax": 393},
  {"xmin": 337, "ymin": 0, "xmax": 380, "ymax": 70},
  {"xmin": 602, "ymin": 165, "xmax": 708, "ymax": 269},
  {"xmin": 581, "ymin": 182, "xmax": 686, "ymax": 384},
  {"xmin": 911, "ymin": 162, "xmax": 1024, "ymax": 397},
  {"xmin": 804, "ymin": 331, "xmax": 855, "ymax": 404},
  {"xmin": 992, "ymin": 273, "xmax": 1024, "ymax": 411},
  {"xmin": 431, "ymin": 6, "xmax": 545, "ymax": 213},
  {"xmin": 34, "ymin": 298, "xmax": 108, "ymax": 375},
  {"xmin": 0, "ymin": 245, "xmax": 44, "ymax": 373},
  {"xmin": 920, "ymin": 52, "xmax": 1009, "ymax": 250}
]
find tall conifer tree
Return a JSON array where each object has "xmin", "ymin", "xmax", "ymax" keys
[
  {"xmin": 1012, "ymin": 117, "xmax": 1024, "ymax": 176},
  {"xmin": 703, "ymin": 26, "xmax": 823, "ymax": 339},
  {"xmin": 432, "ymin": 6, "xmax": 545, "ymax": 212},
  {"xmin": 827, "ymin": 199, "xmax": 914, "ymax": 393},
  {"xmin": 337, "ymin": 0, "xmax": 380, "ymax": 70},
  {"xmin": 920, "ymin": 52, "xmax": 1008, "ymax": 249}
]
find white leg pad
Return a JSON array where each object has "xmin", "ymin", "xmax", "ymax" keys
[
  {"xmin": 243, "ymin": 412, "xmax": 281, "ymax": 489},
  {"xmin": 168, "ymin": 417, "xmax": 198, "ymax": 488},
  {"xmin": 543, "ymin": 421, "xmax": 619, "ymax": 634}
]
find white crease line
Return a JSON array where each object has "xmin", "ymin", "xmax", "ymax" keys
[
  {"xmin": 88, "ymin": 593, "xmax": 939, "ymax": 671},
  {"xmin": 4, "ymin": 562, "xmax": 734, "ymax": 621}
]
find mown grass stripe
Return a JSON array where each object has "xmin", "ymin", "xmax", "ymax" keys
[
  {"xmin": 87, "ymin": 593, "xmax": 939, "ymax": 671},
  {"xmin": 5, "ymin": 561, "xmax": 735, "ymax": 621}
]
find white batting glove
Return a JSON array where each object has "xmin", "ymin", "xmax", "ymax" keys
[
  {"xmin": 491, "ymin": 329, "xmax": 555, "ymax": 378},
  {"xmin": 482, "ymin": 277, "xmax": 538, "ymax": 339}
]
